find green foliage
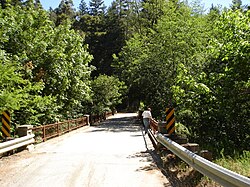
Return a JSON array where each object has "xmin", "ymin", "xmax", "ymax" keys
[
  {"xmin": 172, "ymin": 9, "xmax": 250, "ymax": 155},
  {"xmin": 204, "ymin": 9, "xmax": 250, "ymax": 154},
  {"xmin": 114, "ymin": 1, "xmax": 208, "ymax": 114},
  {"xmin": 175, "ymin": 122, "xmax": 191, "ymax": 137},
  {"xmin": 89, "ymin": 0, "xmax": 106, "ymax": 16},
  {"xmin": 0, "ymin": 50, "xmax": 54, "ymax": 129},
  {"xmin": 79, "ymin": 0, "xmax": 88, "ymax": 15},
  {"xmin": 0, "ymin": 0, "xmax": 248, "ymax": 159},
  {"xmin": 114, "ymin": 1, "xmax": 249, "ymax": 156},
  {"xmin": 215, "ymin": 150, "xmax": 250, "ymax": 177},
  {"xmin": 91, "ymin": 75, "xmax": 126, "ymax": 113},
  {"xmin": 51, "ymin": 0, "xmax": 76, "ymax": 26},
  {"xmin": 0, "ymin": 2, "xmax": 93, "ymax": 127},
  {"xmin": 230, "ymin": 0, "xmax": 242, "ymax": 10},
  {"xmin": 0, "ymin": 50, "xmax": 45, "ymax": 111}
]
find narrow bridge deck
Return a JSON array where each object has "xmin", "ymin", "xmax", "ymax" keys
[{"xmin": 0, "ymin": 113, "xmax": 171, "ymax": 187}]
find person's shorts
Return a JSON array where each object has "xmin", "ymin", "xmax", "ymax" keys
[{"xmin": 143, "ymin": 118, "xmax": 150, "ymax": 127}]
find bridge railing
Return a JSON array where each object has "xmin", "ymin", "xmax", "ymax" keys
[
  {"xmin": 147, "ymin": 120, "xmax": 250, "ymax": 187},
  {"xmin": 32, "ymin": 116, "xmax": 89, "ymax": 142},
  {"xmin": 0, "ymin": 111, "xmax": 113, "ymax": 154}
]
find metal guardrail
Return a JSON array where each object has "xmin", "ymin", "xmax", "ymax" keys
[
  {"xmin": 156, "ymin": 133, "xmax": 250, "ymax": 187},
  {"xmin": 0, "ymin": 134, "xmax": 35, "ymax": 155}
]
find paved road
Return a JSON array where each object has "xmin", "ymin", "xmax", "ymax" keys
[{"xmin": 0, "ymin": 113, "xmax": 171, "ymax": 187}]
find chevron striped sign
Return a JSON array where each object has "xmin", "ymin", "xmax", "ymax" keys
[
  {"xmin": 166, "ymin": 108, "xmax": 175, "ymax": 135},
  {"xmin": 1, "ymin": 111, "xmax": 11, "ymax": 138}
]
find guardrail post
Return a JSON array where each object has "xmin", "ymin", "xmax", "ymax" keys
[
  {"xmin": 17, "ymin": 125, "xmax": 33, "ymax": 137},
  {"xmin": 17, "ymin": 125, "xmax": 34, "ymax": 151}
]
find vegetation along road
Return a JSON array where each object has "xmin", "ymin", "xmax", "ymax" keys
[{"xmin": 0, "ymin": 113, "xmax": 172, "ymax": 187}]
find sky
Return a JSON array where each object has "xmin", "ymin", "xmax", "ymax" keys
[{"xmin": 40, "ymin": 0, "xmax": 249, "ymax": 11}]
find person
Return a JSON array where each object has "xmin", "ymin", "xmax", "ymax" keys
[{"xmin": 142, "ymin": 107, "xmax": 152, "ymax": 134}]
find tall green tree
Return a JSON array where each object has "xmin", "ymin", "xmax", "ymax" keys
[
  {"xmin": 73, "ymin": 13, "xmax": 106, "ymax": 77},
  {"xmin": 231, "ymin": 0, "xmax": 242, "ymax": 10},
  {"xmin": 205, "ymin": 9, "xmax": 250, "ymax": 154},
  {"xmin": 79, "ymin": 0, "xmax": 88, "ymax": 15},
  {"xmin": 91, "ymin": 75, "xmax": 126, "ymax": 114},
  {"xmin": 140, "ymin": 0, "xmax": 166, "ymax": 28},
  {"xmin": 53, "ymin": 0, "xmax": 76, "ymax": 26},
  {"xmin": 0, "ymin": 2, "xmax": 93, "ymax": 124},
  {"xmin": 172, "ymin": 9, "xmax": 249, "ymax": 155},
  {"xmin": 114, "ymin": 1, "xmax": 208, "ymax": 114},
  {"xmin": 0, "ymin": 4, "xmax": 55, "ymax": 127},
  {"xmin": 89, "ymin": 0, "xmax": 106, "ymax": 16}
]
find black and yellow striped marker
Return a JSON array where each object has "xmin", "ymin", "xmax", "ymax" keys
[
  {"xmin": 166, "ymin": 108, "xmax": 175, "ymax": 135},
  {"xmin": 1, "ymin": 111, "xmax": 11, "ymax": 138}
]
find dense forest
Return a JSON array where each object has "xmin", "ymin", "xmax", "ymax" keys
[{"xmin": 0, "ymin": 0, "xmax": 249, "ymax": 157}]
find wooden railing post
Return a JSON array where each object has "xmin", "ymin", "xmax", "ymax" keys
[
  {"xmin": 57, "ymin": 122, "xmax": 59, "ymax": 136},
  {"xmin": 43, "ymin": 126, "xmax": 46, "ymax": 141}
]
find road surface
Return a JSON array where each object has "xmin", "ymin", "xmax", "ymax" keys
[{"xmin": 0, "ymin": 113, "xmax": 172, "ymax": 187}]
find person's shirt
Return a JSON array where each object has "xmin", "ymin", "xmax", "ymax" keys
[{"xmin": 142, "ymin": 110, "xmax": 152, "ymax": 119}]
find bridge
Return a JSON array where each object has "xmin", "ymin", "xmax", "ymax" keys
[
  {"xmin": 0, "ymin": 113, "xmax": 250, "ymax": 187},
  {"xmin": 0, "ymin": 113, "xmax": 171, "ymax": 187}
]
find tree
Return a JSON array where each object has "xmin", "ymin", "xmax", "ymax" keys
[
  {"xmin": 73, "ymin": 13, "xmax": 106, "ymax": 77},
  {"xmin": 171, "ymin": 9, "xmax": 250, "ymax": 156},
  {"xmin": 204, "ymin": 9, "xmax": 250, "ymax": 154},
  {"xmin": 79, "ymin": 0, "xmax": 88, "ymax": 15},
  {"xmin": 53, "ymin": 0, "xmax": 76, "ymax": 26},
  {"xmin": 91, "ymin": 75, "xmax": 126, "ymax": 114},
  {"xmin": 0, "ymin": 3, "xmax": 93, "ymax": 125},
  {"xmin": 0, "ymin": 0, "xmax": 22, "ymax": 8},
  {"xmin": 89, "ymin": 0, "xmax": 106, "ymax": 16},
  {"xmin": 114, "ymin": 1, "xmax": 208, "ymax": 114},
  {"xmin": 140, "ymin": 0, "xmax": 166, "ymax": 28},
  {"xmin": 189, "ymin": 0, "xmax": 205, "ymax": 15},
  {"xmin": 230, "ymin": 0, "xmax": 242, "ymax": 10}
]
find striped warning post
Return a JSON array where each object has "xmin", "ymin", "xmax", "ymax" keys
[
  {"xmin": 1, "ymin": 111, "xmax": 11, "ymax": 138},
  {"xmin": 166, "ymin": 108, "xmax": 175, "ymax": 135}
]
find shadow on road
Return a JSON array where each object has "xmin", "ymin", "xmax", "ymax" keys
[
  {"xmin": 89, "ymin": 114, "xmax": 191, "ymax": 186},
  {"xmin": 89, "ymin": 116, "xmax": 142, "ymax": 133}
]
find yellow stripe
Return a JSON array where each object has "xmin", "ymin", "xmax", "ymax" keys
[
  {"xmin": 1, "ymin": 127, "xmax": 10, "ymax": 137},
  {"xmin": 166, "ymin": 109, "xmax": 174, "ymax": 120},
  {"xmin": 3, "ymin": 111, "xmax": 11, "ymax": 121},
  {"xmin": 168, "ymin": 127, "xmax": 175, "ymax": 135},
  {"xmin": 2, "ymin": 119, "xmax": 11, "ymax": 130},
  {"xmin": 167, "ymin": 118, "xmax": 175, "ymax": 129},
  {"xmin": 169, "ymin": 117, "xmax": 175, "ymax": 126}
]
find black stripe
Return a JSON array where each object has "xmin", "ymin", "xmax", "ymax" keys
[
  {"xmin": 1, "ymin": 123, "xmax": 10, "ymax": 133},
  {"xmin": 167, "ymin": 124, "xmax": 175, "ymax": 133},
  {"xmin": 2, "ymin": 114, "xmax": 10, "ymax": 124},
  {"xmin": 165, "ymin": 108, "xmax": 173, "ymax": 116},
  {"xmin": 167, "ymin": 114, "xmax": 175, "ymax": 123},
  {"xmin": 5, "ymin": 110, "xmax": 10, "ymax": 117},
  {"xmin": 1, "ymin": 130, "xmax": 7, "ymax": 137}
]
